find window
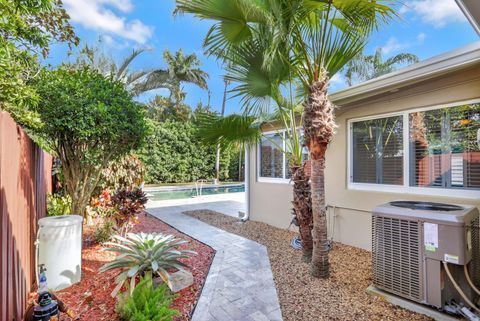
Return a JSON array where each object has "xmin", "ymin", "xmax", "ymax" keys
[
  {"xmin": 351, "ymin": 116, "xmax": 404, "ymax": 185},
  {"xmin": 349, "ymin": 101, "xmax": 480, "ymax": 196},
  {"xmin": 409, "ymin": 104, "xmax": 480, "ymax": 190},
  {"xmin": 259, "ymin": 133, "xmax": 284, "ymax": 179},
  {"xmin": 258, "ymin": 130, "xmax": 309, "ymax": 182}
]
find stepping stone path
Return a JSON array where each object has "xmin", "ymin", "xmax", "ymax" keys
[{"xmin": 148, "ymin": 203, "xmax": 283, "ymax": 321}]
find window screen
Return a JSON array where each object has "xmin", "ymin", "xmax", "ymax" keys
[
  {"xmin": 259, "ymin": 133, "xmax": 284, "ymax": 178},
  {"xmin": 409, "ymin": 103, "xmax": 480, "ymax": 190},
  {"xmin": 352, "ymin": 116, "xmax": 404, "ymax": 185}
]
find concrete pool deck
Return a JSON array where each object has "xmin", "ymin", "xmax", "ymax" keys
[{"xmin": 146, "ymin": 192, "xmax": 246, "ymax": 218}]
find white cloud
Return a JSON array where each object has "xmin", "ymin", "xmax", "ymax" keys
[
  {"xmin": 416, "ymin": 32, "xmax": 426, "ymax": 43},
  {"xmin": 379, "ymin": 33, "xmax": 426, "ymax": 56},
  {"xmin": 401, "ymin": 0, "xmax": 466, "ymax": 28},
  {"xmin": 381, "ymin": 37, "xmax": 410, "ymax": 55},
  {"xmin": 63, "ymin": 0, "xmax": 153, "ymax": 44},
  {"xmin": 330, "ymin": 73, "xmax": 346, "ymax": 88}
]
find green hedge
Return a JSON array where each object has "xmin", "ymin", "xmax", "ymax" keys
[{"xmin": 139, "ymin": 119, "xmax": 239, "ymax": 184}]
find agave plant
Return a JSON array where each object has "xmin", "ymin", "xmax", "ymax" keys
[{"xmin": 100, "ymin": 232, "xmax": 196, "ymax": 297}]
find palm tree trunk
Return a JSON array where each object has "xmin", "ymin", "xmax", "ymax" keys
[
  {"xmin": 291, "ymin": 163, "xmax": 313, "ymax": 262},
  {"xmin": 214, "ymin": 78, "xmax": 229, "ymax": 183},
  {"xmin": 303, "ymin": 72, "xmax": 336, "ymax": 278}
]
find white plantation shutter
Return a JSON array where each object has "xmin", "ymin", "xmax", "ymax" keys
[
  {"xmin": 409, "ymin": 104, "xmax": 480, "ymax": 190},
  {"xmin": 352, "ymin": 116, "xmax": 404, "ymax": 185}
]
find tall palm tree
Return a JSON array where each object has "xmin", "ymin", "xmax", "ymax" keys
[
  {"xmin": 344, "ymin": 48, "xmax": 419, "ymax": 86},
  {"xmin": 197, "ymin": 104, "xmax": 315, "ymax": 261},
  {"xmin": 73, "ymin": 45, "xmax": 209, "ymax": 97},
  {"xmin": 177, "ymin": 0, "xmax": 397, "ymax": 278},
  {"xmin": 161, "ymin": 49, "xmax": 209, "ymax": 105}
]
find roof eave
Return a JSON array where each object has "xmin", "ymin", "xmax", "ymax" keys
[
  {"xmin": 456, "ymin": 0, "xmax": 480, "ymax": 36},
  {"xmin": 330, "ymin": 41, "xmax": 480, "ymax": 106}
]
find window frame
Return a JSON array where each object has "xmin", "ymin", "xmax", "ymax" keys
[
  {"xmin": 257, "ymin": 129, "xmax": 292, "ymax": 184},
  {"xmin": 347, "ymin": 99, "xmax": 480, "ymax": 199}
]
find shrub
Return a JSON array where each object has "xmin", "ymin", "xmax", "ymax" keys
[
  {"xmin": 99, "ymin": 233, "xmax": 195, "ymax": 296},
  {"xmin": 138, "ymin": 119, "xmax": 236, "ymax": 183},
  {"xmin": 46, "ymin": 193, "xmax": 72, "ymax": 216},
  {"xmin": 116, "ymin": 274, "xmax": 179, "ymax": 321},
  {"xmin": 111, "ymin": 188, "xmax": 148, "ymax": 235},
  {"xmin": 93, "ymin": 220, "xmax": 115, "ymax": 243}
]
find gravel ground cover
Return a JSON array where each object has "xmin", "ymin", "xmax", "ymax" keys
[
  {"xmin": 47, "ymin": 213, "xmax": 214, "ymax": 321},
  {"xmin": 184, "ymin": 210, "xmax": 432, "ymax": 321}
]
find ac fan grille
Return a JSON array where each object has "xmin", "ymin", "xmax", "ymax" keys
[{"xmin": 372, "ymin": 216, "xmax": 422, "ymax": 301}]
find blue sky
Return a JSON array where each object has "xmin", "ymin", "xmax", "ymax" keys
[{"xmin": 46, "ymin": 0, "xmax": 479, "ymax": 115}]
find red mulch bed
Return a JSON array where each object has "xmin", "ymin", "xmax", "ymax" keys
[{"xmin": 52, "ymin": 213, "xmax": 215, "ymax": 321}]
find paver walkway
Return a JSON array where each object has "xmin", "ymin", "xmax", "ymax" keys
[{"xmin": 147, "ymin": 200, "xmax": 283, "ymax": 321}]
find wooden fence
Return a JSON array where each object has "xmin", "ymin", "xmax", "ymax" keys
[{"xmin": 0, "ymin": 112, "xmax": 52, "ymax": 321}]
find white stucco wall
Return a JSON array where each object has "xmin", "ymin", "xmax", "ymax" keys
[{"xmin": 248, "ymin": 64, "xmax": 480, "ymax": 251}]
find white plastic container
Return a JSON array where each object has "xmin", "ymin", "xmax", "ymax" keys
[{"xmin": 37, "ymin": 215, "xmax": 83, "ymax": 291}]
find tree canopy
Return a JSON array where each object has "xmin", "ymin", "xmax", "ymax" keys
[
  {"xmin": 32, "ymin": 65, "xmax": 148, "ymax": 215},
  {"xmin": 0, "ymin": 0, "xmax": 78, "ymax": 126}
]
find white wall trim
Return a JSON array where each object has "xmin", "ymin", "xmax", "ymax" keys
[{"xmin": 347, "ymin": 98, "xmax": 480, "ymax": 199}]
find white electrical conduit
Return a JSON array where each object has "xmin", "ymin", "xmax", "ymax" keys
[
  {"xmin": 464, "ymin": 264, "xmax": 480, "ymax": 296},
  {"xmin": 443, "ymin": 261, "xmax": 480, "ymax": 313}
]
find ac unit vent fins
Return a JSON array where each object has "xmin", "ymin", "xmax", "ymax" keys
[
  {"xmin": 372, "ymin": 216, "xmax": 422, "ymax": 301},
  {"xmin": 471, "ymin": 216, "xmax": 480, "ymax": 287}
]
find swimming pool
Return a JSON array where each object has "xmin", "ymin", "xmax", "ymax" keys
[{"xmin": 147, "ymin": 185, "xmax": 245, "ymax": 201}]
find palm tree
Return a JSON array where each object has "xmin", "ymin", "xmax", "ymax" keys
[
  {"xmin": 214, "ymin": 77, "xmax": 231, "ymax": 184},
  {"xmin": 176, "ymin": 0, "xmax": 397, "ymax": 278},
  {"xmin": 197, "ymin": 105, "xmax": 315, "ymax": 261},
  {"xmin": 344, "ymin": 48, "xmax": 419, "ymax": 86},
  {"xmin": 161, "ymin": 49, "xmax": 209, "ymax": 106},
  {"xmin": 73, "ymin": 45, "xmax": 208, "ymax": 97}
]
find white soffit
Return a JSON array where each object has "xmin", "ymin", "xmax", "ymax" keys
[{"xmin": 456, "ymin": 0, "xmax": 480, "ymax": 36}]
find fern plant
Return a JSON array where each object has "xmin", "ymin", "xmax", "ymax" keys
[
  {"xmin": 100, "ymin": 232, "xmax": 195, "ymax": 296},
  {"xmin": 116, "ymin": 274, "xmax": 179, "ymax": 321}
]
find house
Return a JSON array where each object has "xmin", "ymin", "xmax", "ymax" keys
[{"xmin": 244, "ymin": 0, "xmax": 480, "ymax": 251}]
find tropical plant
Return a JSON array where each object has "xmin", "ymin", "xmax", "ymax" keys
[
  {"xmin": 214, "ymin": 77, "xmax": 231, "ymax": 183},
  {"xmin": 93, "ymin": 220, "xmax": 115, "ymax": 243},
  {"xmin": 111, "ymin": 188, "xmax": 148, "ymax": 235},
  {"xmin": 176, "ymin": 0, "xmax": 397, "ymax": 277},
  {"xmin": 31, "ymin": 65, "xmax": 149, "ymax": 217},
  {"xmin": 74, "ymin": 45, "xmax": 209, "ymax": 98},
  {"xmin": 116, "ymin": 274, "xmax": 179, "ymax": 321},
  {"xmin": 100, "ymin": 233, "xmax": 195, "ymax": 297},
  {"xmin": 46, "ymin": 193, "xmax": 72, "ymax": 216},
  {"xmin": 0, "ymin": 0, "xmax": 78, "ymax": 127},
  {"xmin": 344, "ymin": 48, "xmax": 419, "ymax": 86},
  {"xmin": 197, "ymin": 105, "xmax": 314, "ymax": 261},
  {"xmin": 161, "ymin": 49, "xmax": 209, "ymax": 108}
]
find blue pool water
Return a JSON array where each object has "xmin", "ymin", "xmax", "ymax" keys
[{"xmin": 148, "ymin": 185, "xmax": 245, "ymax": 201}]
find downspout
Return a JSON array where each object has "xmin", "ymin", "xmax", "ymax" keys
[{"xmin": 243, "ymin": 145, "xmax": 250, "ymax": 221}]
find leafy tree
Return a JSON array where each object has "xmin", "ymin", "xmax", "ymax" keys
[
  {"xmin": 0, "ymin": 0, "xmax": 78, "ymax": 126},
  {"xmin": 344, "ymin": 48, "xmax": 419, "ymax": 86},
  {"xmin": 176, "ymin": 0, "xmax": 397, "ymax": 277},
  {"xmin": 32, "ymin": 66, "xmax": 148, "ymax": 216}
]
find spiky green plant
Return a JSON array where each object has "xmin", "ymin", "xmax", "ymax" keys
[{"xmin": 100, "ymin": 233, "xmax": 195, "ymax": 297}]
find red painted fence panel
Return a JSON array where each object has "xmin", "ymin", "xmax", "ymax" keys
[{"xmin": 0, "ymin": 112, "xmax": 52, "ymax": 321}]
